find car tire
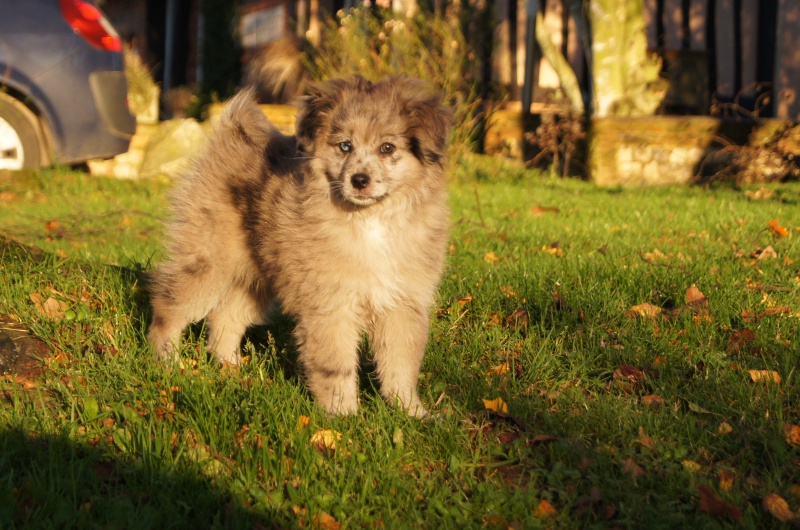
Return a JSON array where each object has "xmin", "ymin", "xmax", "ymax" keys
[{"xmin": 0, "ymin": 93, "xmax": 43, "ymax": 170}]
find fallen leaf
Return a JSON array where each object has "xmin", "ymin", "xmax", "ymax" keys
[
  {"xmin": 641, "ymin": 394, "xmax": 664, "ymax": 409},
  {"xmin": 541, "ymin": 242, "xmax": 563, "ymax": 256},
  {"xmin": 784, "ymin": 424, "xmax": 800, "ymax": 447},
  {"xmin": 44, "ymin": 220, "xmax": 61, "ymax": 232},
  {"xmin": 488, "ymin": 362, "xmax": 510, "ymax": 375},
  {"xmin": 310, "ymin": 429, "xmax": 342, "ymax": 454},
  {"xmin": 789, "ymin": 485, "xmax": 800, "ymax": 500},
  {"xmin": 754, "ymin": 245, "xmax": 778, "ymax": 260},
  {"xmin": 627, "ymin": 303, "xmax": 663, "ymax": 320},
  {"xmin": 529, "ymin": 205, "xmax": 560, "ymax": 217},
  {"xmin": 644, "ymin": 248, "xmax": 668, "ymax": 262},
  {"xmin": 483, "ymin": 397, "xmax": 509, "ymax": 414},
  {"xmin": 29, "ymin": 293, "xmax": 68, "ymax": 320},
  {"xmin": 727, "ymin": 329, "xmax": 756, "ymax": 353},
  {"xmin": 532, "ymin": 499, "xmax": 557, "ymax": 519},
  {"xmin": 529, "ymin": 434, "xmax": 557, "ymax": 446},
  {"xmin": 748, "ymin": 370, "xmax": 781, "ymax": 384},
  {"xmin": 685, "ymin": 284, "xmax": 707, "ymax": 305},
  {"xmin": 686, "ymin": 401, "xmax": 713, "ymax": 415},
  {"xmin": 763, "ymin": 493, "xmax": 796, "ymax": 522},
  {"xmin": 717, "ymin": 422, "xmax": 734, "ymax": 435},
  {"xmin": 768, "ymin": 220, "xmax": 789, "ymax": 238},
  {"xmin": 313, "ymin": 511, "xmax": 341, "ymax": 530},
  {"xmin": 718, "ymin": 471, "xmax": 735, "ymax": 492},
  {"xmin": 483, "ymin": 251, "xmax": 500, "ymax": 264},
  {"xmin": 622, "ymin": 457, "xmax": 646, "ymax": 477},
  {"xmin": 682, "ymin": 460, "xmax": 704, "ymax": 474},
  {"xmin": 698, "ymin": 485, "xmax": 742, "ymax": 521},
  {"xmin": 296, "ymin": 415, "xmax": 310, "ymax": 431},
  {"xmin": 504, "ymin": 308, "xmax": 529, "ymax": 328},
  {"xmin": 744, "ymin": 188, "xmax": 774, "ymax": 201},
  {"xmin": 457, "ymin": 293, "xmax": 473, "ymax": 307},
  {"xmin": 638, "ymin": 426, "xmax": 656, "ymax": 450},
  {"xmin": 612, "ymin": 366, "xmax": 647, "ymax": 393},
  {"xmin": 756, "ymin": 306, "xmax": 793, "ymax": 319}
]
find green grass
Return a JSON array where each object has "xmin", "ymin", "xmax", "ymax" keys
[{"xmin": 0, "ymin": 162, "xmax": 799, "ymax": 528}]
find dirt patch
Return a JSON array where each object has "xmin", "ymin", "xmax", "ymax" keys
[{"xmin": 0, "ymin": 314, "xmax": 51, "ymax": 382}]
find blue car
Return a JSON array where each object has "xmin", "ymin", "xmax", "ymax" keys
[{"xmin": 0, "ymin": 0, "xmax": 135, "ymax": 170}]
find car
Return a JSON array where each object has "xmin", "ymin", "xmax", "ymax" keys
[{"xmin": 0, "ymin": 0, "xmax": 135, "ymax": 170}]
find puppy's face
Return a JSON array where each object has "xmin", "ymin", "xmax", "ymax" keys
[{"xmin": 295, "ymin": 76, "xmax": 451, "ymax": 208}]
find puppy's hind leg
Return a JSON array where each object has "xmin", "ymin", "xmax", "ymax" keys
[
  {"xmin": 147, "ymin": 295, "xmax": 194, "ymax": 365},
  {"xmin": 207, "ymin": 288, "xmax": 273, "ymax": 367}
]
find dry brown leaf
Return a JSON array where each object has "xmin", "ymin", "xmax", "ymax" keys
[
  {"xmin": 698, "ymin": 485, "xmax": 742, "ymax": 521},
  {"xmin": 784, "ymin": 424, "xmax": 800, "ymax": 447},
  {"xmin": 763, "ymin": 493, "xmax": 796, "ymax": 522},
  {"xmin": 642, "ymin": 394, "xmax": 664, "ymax": 409},
  {"xmin": 529, "ymin": 434, "xmax": 558, "ymax": 446},
  {"xmin": 29, "ymin": 292, "xmax": 68, "ymax": 320},
  {"xmin": 627, "ymin": 303, "xmax": 663, "ymax": 320},
  {"xmin": 745, "ymin": 188, "xmax": 774, "ymax": 201},
  {"xmin": 310, "ymin": 429, "xmax": 342, "ymax": 454},
  {"xmin": 682, "ymin": 460, "xmax": 704, "ymax": 474},
  {"xmin": 529, "ymin": 205, "xmax": 560, "ymax": 217},
  {"xmin": 717, "ymin": 422, "xmax": 734, "ymax": 436},
  {"xmin": 638, "ymin": 426, "xmax": 656, "ymax": 450},
  {"xmin": 622, "ymin": 457, "xmax": 646, "ymax": 478},
  {"xmin": 727, "ymin": 329, "xmax": 756, "ymax": 352},
  {"xmin": 768, "ymin": 220, "xmax": 790, "ymax": 238},
  {"xmin": 483, "ymin": 251, "xmax": 500, "ymax": 264},
  {"xmin": 789, "ymin": 484, "xmax": 800, "ymax": 500},
  {"xmin": 296, "ymin": 415, "xmax": 310, "ymax": 431},
  {"xmin": 614, "ymin": 365, "xmax": 647, "ymax": 390},
  {"xmin": 755, "ymin": 245, "xmax": 778, "ymax": 260},
  {"xmin": 532, "ymin": 499, "xmax": 557, "ymax": 519},
  {"xmin": 482, "ymin": 397, "xmax": 509, "ymax": 414},
  {"xmin": 748, "ymin": 370, "xmax": 782, "ymax": 384},
  {"xmin": 504, "ymin": 308, "xmax": 529, "ymax": 329},
  {"xmin": 313, "ymin": 511, "xmax": 341, "ymax": 530},
  {"xmin": 685, "ymin": 284, "xmax": 707, "ymax": 305},
  {"xmin": 541, "ymin": 242, "xmax": 563, "ymax": 256},
  {"xmin": 488, "ymin": 362, "xmax": 510, "ymax": 375},
  {"xmin": 457, "ymin": 294, "xmax": 474, "ymax": 307},
  {"xmin": 644, "ymin": 248, "xmax": 668, "ymax": 262},
  {"xmin": 718, "ymin": 471, "xmax": 735, "ymax": 492}
]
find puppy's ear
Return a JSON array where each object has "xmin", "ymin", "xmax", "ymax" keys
[
  {"xmin": 295, "ymin": 77, "xmax": 362, "ymax": 154},
  {"xmin": 397, "ymin": 78, "xmax": 452, "ymax": 165}
]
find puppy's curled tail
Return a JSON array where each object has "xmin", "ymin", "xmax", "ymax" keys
[{"xmin": 216, "ymin": 87, "xmax": 276, "ymax": 148}]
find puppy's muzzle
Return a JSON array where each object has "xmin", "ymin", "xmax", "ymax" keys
[{"xmin": 350, "ymin": 173, "xmax": 370, "ymax": 190}]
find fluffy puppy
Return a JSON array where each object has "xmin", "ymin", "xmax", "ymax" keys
[{"xmin": 147, "ymin": 76, "xmax": 451, "ymax": 416}]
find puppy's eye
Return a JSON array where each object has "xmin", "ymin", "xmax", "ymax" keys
[
  {"xmin": 380, "ymin": 142, "xmax": 395, "ymax": 155},
  {"xmin": 338, "ymin": 141, "xmax": 352, "ymax": 153}
]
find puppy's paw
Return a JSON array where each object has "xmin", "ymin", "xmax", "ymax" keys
[{"xmin": 317, "ymin": 394, "xmax": 359, "ymax": 416}]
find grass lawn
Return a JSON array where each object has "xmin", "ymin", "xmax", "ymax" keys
[{"xmin": 0, "ymin": 161, "xmax": 798, "ymax": 529}]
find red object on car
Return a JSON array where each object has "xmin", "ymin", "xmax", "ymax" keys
[{"xmin": 58, "ymin": 0, "xmax": 122, "ymax": 52}]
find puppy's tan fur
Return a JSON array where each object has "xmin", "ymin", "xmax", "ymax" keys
[{"xmin": 148, "ymin": 76, "xmax": 451, "ymax": 416}]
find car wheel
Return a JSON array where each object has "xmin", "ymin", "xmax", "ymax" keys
[{"xmin": 0, "ymin": 93, "xmax": 42, "ymax": 170}]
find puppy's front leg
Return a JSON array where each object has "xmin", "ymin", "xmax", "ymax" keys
[
  {"xmin": 370, "ymin": 305, "xmax": 430, "ymax": 417},
  {"xmin": 295, "ymin": 310, "xmax": 362, "ymax": 415}
]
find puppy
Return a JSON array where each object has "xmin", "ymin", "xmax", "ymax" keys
[{"xmin": 147, "ymin": 76, "xmax": 451, "ymax": 416}]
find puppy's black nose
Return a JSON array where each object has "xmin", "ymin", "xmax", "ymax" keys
[{"xmin": 351, "ymin": 173, "xmax": 370, "ymax": 190}]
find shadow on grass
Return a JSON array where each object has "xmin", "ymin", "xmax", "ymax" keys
[{"xmin": 0, "ymin": 427, "xmax": 284, "ymax": 529}]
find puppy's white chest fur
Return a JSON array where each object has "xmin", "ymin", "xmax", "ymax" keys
[
  {"xmin": 348, "ymin": 214, "xmax": 404, "ymax": 309},
  {"xmin": 360, "ymin": 216, "xmax": 389, "ymax": 251}
]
